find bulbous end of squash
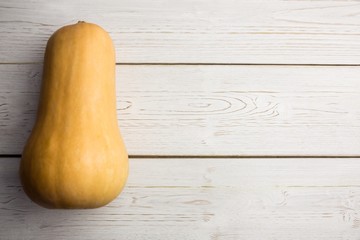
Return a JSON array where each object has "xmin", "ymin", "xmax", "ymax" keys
[{"xmin": 19, "ymin": 152, "xmax": 128, "ymax": 209}]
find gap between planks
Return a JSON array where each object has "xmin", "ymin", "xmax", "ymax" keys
[
  {"xmin": 1, "ymin": 62, "xmax": 360, "ymax": 66},
  {"xmin": 1, "ymin": 155, "xmax": 360, "ymax": 159}
]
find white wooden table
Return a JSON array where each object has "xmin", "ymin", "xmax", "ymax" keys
[{"xmin": 1, "ymin": 0, "xmax": 360, "ymax": 239}]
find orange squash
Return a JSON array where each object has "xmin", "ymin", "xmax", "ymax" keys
[{"xmin": 20, "ymin": 22, "xmax": 128, "ymax": 209}]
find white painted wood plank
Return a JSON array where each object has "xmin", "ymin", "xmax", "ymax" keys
[
  {"xmin": 1, "ymin": 64, "xmax": 360, "ymax": 156},
  {"xmin": 1, "ymin": 0, "xmax": 360, "ymax": 64},
  {"xmin": 1, "ymin": 157, "xmax": 360, "ymax": 239}
]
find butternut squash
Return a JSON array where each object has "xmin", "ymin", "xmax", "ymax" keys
[{"xmin": 19, "ymin": 22, "xmax": 128, "ymax": 209}]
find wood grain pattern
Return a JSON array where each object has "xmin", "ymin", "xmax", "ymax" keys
[
  {"xmin": 1, "ymin": 0, "xmax": 360, "ymax": 64},
  {"xmin": 1, "ymin": 64, "xmax": 360, "ymax": 156},
  {"xmin": 1, "ymin": 158, "xmax": 360, "ymax": 239},
  {"xmin": 1, "ymin": 0, "xmax": 360, "ymax": 239}
]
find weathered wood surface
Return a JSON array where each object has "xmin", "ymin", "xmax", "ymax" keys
[
  {"xmin": 1, "ymin": 64, "xmax": 360, "ymax": 156},
  {"xmin": 1, "ymin": 158, "xmax": 360, "ymax": 240},
  {"xmin": 1, "ymin": 0, "xmax": 360, "ymax": 64},
  {"xmin": 1, "ymin": 0, "xmax": 360, "ymax": 239}
]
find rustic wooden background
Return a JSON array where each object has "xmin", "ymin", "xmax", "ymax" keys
[{"xmin": 1, "ymin": 0, "xmax": 360, "ymax": 239}]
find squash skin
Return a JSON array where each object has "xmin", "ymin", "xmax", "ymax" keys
[{"xmin": 20, "ymin": 22, "xmax": 128, "ymax": 209}]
